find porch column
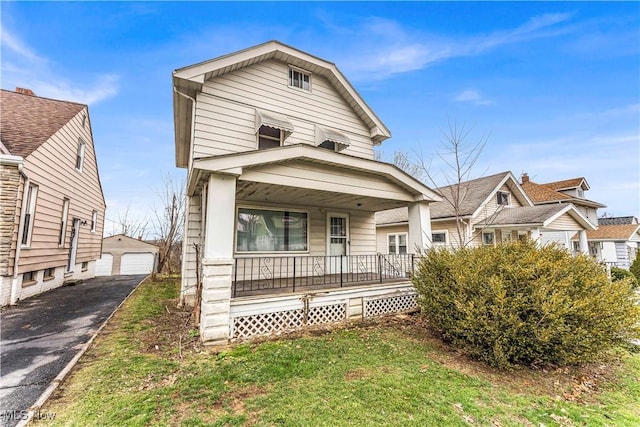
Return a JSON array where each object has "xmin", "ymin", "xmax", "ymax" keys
[
  {"xmin": 408, "ymin": 201, "xmax": 432, "ymax": 253},
  {"xmin": 578, "ymin": 229, "xmax": 589, "ymax": 254},
  {"xmin": 200, "ymin": 173, "xmax": 236, "ymax": 345}
]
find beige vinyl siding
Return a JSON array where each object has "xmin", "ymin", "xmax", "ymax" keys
[
  {"xmin": 193, "ymin": 59, "xmax": 374, "ymax": 160},
  {"xmin": 433, "ymin": 220, "xmax": 468, "ymax": 248},
  {"xmin": 475, "ymin": 184, "xmax": 524, "ymax": 224},
  {"xmin": 182, "ymin": 195, "xmax": 202, "ymax": 297},
  {"xmin": 239, "ymin": 161, "xmax": 413, "ymax": 202},
  {"xmin": 546, "ymin": 213, "xmax": 582, "ymax": 230},
  {"xmin": 13, "ymin": 108, "xmax": 105, "ymax": 274}
]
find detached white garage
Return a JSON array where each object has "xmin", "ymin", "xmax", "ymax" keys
[{"xmin": 98, "ymin": 234, "xmax": 159, "ymax": 276}]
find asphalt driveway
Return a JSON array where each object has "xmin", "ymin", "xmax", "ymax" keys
[{"xmin": 0, "ymin": 275, "xmax": 145, "ymax": 426}]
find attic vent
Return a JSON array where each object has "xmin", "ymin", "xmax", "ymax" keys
[{"xmin": 15, "ymin": 87, "xmax": 35, "ymax": 96}]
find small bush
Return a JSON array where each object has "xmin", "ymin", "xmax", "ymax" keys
[
  {"xmin": 631, "ymin": 256, "xmax": 640, "ymax": 283},
  {"xmin": 413, "ymin": 240, "xmax": 640, "ymax": 368},
  {"xmin": 611, "ymin": 267, "xmax": 639, "ymax": 289}
]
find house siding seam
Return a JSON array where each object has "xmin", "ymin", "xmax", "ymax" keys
[{"xmin": 0, "ymin": 163, "xmax": 20, "ymax": 276}]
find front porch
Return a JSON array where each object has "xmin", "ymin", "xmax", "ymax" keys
[{"xmin": 232, "ymin": 253, "xmax": 416, "ymax": 297}]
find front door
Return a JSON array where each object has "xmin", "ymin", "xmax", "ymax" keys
[
  {"xmin": 327, "ymin": 214, "xmax": 349, "ymax": 274},
  {"xmin": 67, "ymin": 218, "xmax": 80, "ymax": 272}
]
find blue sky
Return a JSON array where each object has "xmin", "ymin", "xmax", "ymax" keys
[{"xmin": 2, "ymin": 2, "xmax": 638, "ymax": 235}]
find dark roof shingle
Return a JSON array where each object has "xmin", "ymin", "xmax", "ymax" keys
[{"xmin": 0, "ymin": 89, "xmax": 85, "ymax": 158}]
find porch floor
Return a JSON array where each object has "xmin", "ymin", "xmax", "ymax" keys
[{"xmin": 232, "ymin": 274, "xmax": 412, "ymax": 298}]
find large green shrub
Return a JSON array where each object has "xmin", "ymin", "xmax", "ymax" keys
[
  {"xmin": 412, "ymin": 240, "xmax": 640, "ymax": 368},
  {"xmin": 611, "ymin": 266, "xmax": 639, "ymax": 289},
  {"xmin": 630, "ymin": 256, "xmax": 640, "ymax": 284}
]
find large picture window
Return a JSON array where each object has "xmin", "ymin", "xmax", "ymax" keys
[{"xmin": 236, "ymin": 208, "xmax": 308, "ymax": 252}]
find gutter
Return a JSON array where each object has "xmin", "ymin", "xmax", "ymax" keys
[{"xmin": 0, "ymin": 155, "xmax": 27, "ymax": 305}]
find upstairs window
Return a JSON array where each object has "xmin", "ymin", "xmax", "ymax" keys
[
  {"xmin": 577, "ymin": 188, "xmax": 584, "ymax": 198},
  {"xmin": 21, "ymin": 183, "xmax": 38, "ymax": 246},
  {"xmin": 289, "ymin": 68, "xmax": 311, "ymax": 91},
  {"xmin": 496, "ymin": 191, "xmax": 510, "ymax": 206},
  {"xmin": 76, "ymin": 139, "xmax": 86, "ymax": 172},
  {"xmin": 315, "ymin": 125, "xmax": 350, "ymax": 152},
  {"xmin": 258, "ymin": 126, "xmax": 282, "ymax": 150}
]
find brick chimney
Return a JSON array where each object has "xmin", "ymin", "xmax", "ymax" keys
[
  {"xmin": 521, "ymin": 172, "xmax": 529, "ymax": 184},
  {"xmin": 15, "ymin": 87, "xmax": 35, "ymax": 96}
]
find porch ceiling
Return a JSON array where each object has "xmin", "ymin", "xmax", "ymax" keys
[{"xmin": 236, "ymin": 180, "xmax": 407, "ymax": 211}]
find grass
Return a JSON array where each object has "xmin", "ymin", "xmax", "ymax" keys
[{"xmin": 43, "ymin": 276, "xmax": 640, "ymax": 426}]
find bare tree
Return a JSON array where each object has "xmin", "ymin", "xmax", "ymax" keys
[
  {"xmin": 152, "ymin": 173, "xmax": 185, "ymax": 274},
  {"xmin": 390, "ymin": 118, "xmax": 497, "ymax": 247},
  {"xmin": 114, "ymin": 207, "xmax": 149, "ymax": 239},
  {"xmin": 375, "ymin": 150, "xmax": 426, "ymax": 182}
]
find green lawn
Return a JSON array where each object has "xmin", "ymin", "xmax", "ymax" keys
[{"xmin": 44, "ymin": 276, "xmax": 640, "ymax": 426}]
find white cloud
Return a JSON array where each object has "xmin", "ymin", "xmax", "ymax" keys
[
  {"xmin": 0, "ymin": 27, "xmax": 119, "ymax": 105},
  {"xmin": 334, "ymin": 13, "xmax": 574, "ymax": 81},
  {"xmin": 454, "ymin": 89, "xmax": 494, "ymax": 106}
]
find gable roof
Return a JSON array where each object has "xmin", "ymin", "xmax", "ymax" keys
[
  {"xmin": 375, "ymin": 171, "xmax": 532, "ymax": 225},
  {"xmin": 173, "ymin": 41, "xmax": 391, "ymax": 168},
  {"xmin": 542, "ymin": 177, "xmax": 589, "ymax": 191},
  {"xmin": 103, "ymin": 234, "xmax": 160, "ymax": 251},
  {"xmin": 477, "ymin": 203, "xmax": 596, "ymax": 230},
  {"xmin": 576, "ymin": 224, "xmax": 640, "ymax": 241},
  {"xmin": 521, "ymin": 179, "xmax": 605, "ymax": 209},
  {"xmin": 0, "ymin": 89, "xmax": 86, "ymax": 158}
]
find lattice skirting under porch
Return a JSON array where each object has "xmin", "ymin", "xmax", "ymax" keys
[
  {"xmin": 231, "ymin": 302, "xmax": 347, "ymax": 339},
  {"xmin": 364, "ymin": 293, "xmax": 419, "ymax": 318}
]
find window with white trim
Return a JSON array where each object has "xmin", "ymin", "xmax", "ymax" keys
[
  {"xmin": 59, "ymin": 198, "xmax": 70, "ymax": 246},
  {"xmin": 288, "ymin": 68, "xmax": 310, "ymax": 91},
  {"xmin": 432, "ymin": 232, "xmax": 447, "ymax": 246},
  {"xmin": 501, "ymin": 230, "xmax": 512, "ymax": 243},
  {"xmin": 387, "ymin": 233, "xmax": 408, "ymax": 255},
  {"xmin": 236, "ymin": 208, "xmax": 308, "ymax": 252},
  {"xmin": 91, "ymin": 210, "xmax": 98, "ymax": 232},
  {"xmin": 496, "ymin": 191, "xmax": 510, "ymax": 206},
  {"xmin": 257, "ymin": 126, "xmax": 282, "ymax": 150},
  {"xmin": 482, "ymin": 231, "xmax": 495, "ymax": 246},
  {"xmin": 577, "ymin": 188, "xmax": 584, "ymax": 198},
  {"xmin": 21, "ymin": 183, "xmax": 38, "ymax": 246},
  {"xmin": 76, "ymin": 139, "xmax": 86, "ymax": 172}
]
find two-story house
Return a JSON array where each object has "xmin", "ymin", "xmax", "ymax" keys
[
  {"xmin": 172, "ymin": 41, "xmax": 441, "ymax": 344},
  {"xmin": 376, "ymin": 171, "xmax": 594, "ymax": 252},
  {"xmin": 0, "ymin": 88, "xmax": 106, "ymax": 305}
]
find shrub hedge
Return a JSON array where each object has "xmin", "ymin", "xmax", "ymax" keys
[
  {"xmin": 412, "ymin": 240, "xmax": 640, "ymax": 368},
  {"xmin": 611, "ymin": 267, "xmax": 639, "ymax": 289},
  {"xmin": 631, "ymin": 256, "xmax": 640, "ymax": 284}
]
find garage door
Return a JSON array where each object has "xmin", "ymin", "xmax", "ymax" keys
[
  {"xmin": 95, "ymin": 253, "xmax": 113, "ymax": 276},
  {"xmin": 120, "ymin": 252, "xmax": 155, "ymax": 275}
]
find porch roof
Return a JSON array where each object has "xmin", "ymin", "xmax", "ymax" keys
[{"xmin": 190, "ymin": 144, "xmax": 442, "ymax": 209}]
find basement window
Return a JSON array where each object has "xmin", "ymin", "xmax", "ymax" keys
[
  {"xmin": 22, "ymin": 271, "xmax": 37, "ymax": 286},
  {"xmin": 288, "ymin": 67, "xmax": 311, "ymax": 91},
  {"xmin": 44, "ymin": 268, "xmax": 55, "ymax": 280}
]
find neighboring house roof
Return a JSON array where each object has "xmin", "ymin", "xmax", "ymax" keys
[
  {"xmin": 598, "ymin": 216, "xmax": 638, "ymax": 226},
  {"xmin": 375, "ymin": 171, "xmax": 531, "ymax": 225},
  {"xmin": 572, "ymin": 224, "xmax": 640, "ymax": 241},
  {"xmin": 521, "ymin": 179, "xmax": 605, "ymax": 209},
  {"xmin": 0, "ymin": 89, "xmax": 86, "ymax": 158},
  {"xmin": 173, "ymin": 40, "xmax": 391, "ymax": 167},
  {"xmin": 543, "ymin": 177, "xmax": 589, "ymax": 191},
  {"xmin": 476, "ymin": 204, "xmax": 596, "ymax": 230}
]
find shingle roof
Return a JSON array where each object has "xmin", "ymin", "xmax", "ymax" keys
[
  {"xmin": 0, "ymin": 89, "xmax": 85, "ymax": 158},
  {"xmin": 573, "ymin": 224, "xmax": 640, "ymax": 241},
  {"xmin": 375, "ymin": 171, "xmax": 511, "ymax": 225},
  {"xmin": 542, "ymin": 177, "xmax": 586, "ymax": 191},
  {"xmin": 521, "ymin": 180, "xmax": 605, "ymax": 208},
  {"xmin": 477, "ymin": 204, "xmax": 568, "ymax": 226},
  {"xmin": 598, "ymin": 216, "xmax": 638, "ymax": 226}
]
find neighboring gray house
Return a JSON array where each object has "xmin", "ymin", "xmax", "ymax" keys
[
  {"xmin": 172, "ymin": 41, "xmax": 442, "ymax": 344},
  {"xmin": 95, "ymin": 234, "xmax": 159, "ymax": 276}
]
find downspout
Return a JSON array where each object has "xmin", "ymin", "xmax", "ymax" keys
[
  {"xmin": 11, "ymin": 161, "xmax": 29, "ymax": 305},
  {"xmin": 173, "ymin": 87, "xmax": 197, "ymax": 171}
]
